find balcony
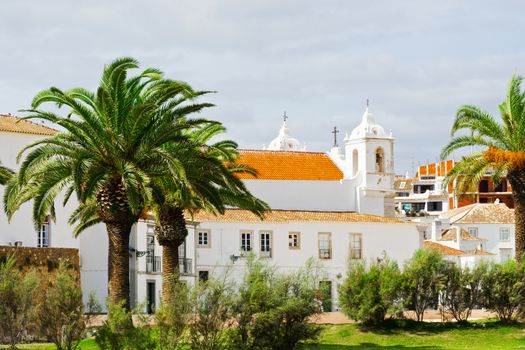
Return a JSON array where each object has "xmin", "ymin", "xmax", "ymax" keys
[
  {"xmin": 319, "ymin": 248, "xmax": 332, "ymax": 259},
  {"xmin": 179, "ymin": 258, "xmax": 192, "ymax": 275},
  {"xmin": 146, "ymin": 256, "xmax": 161, "ymax": 273}
]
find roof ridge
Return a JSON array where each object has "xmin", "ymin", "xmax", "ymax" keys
[{"xmin": 0, "ymin": 114, "xmax": 58, "ymax": 135}]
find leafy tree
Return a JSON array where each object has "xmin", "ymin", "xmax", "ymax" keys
[
  {"xmin": 402, "ymin": 249, "xmax": 447, "ymax": 322},
  {"xmin": 154, "ymin": 279, "xmax": 191, "ymax": 350},
  {"xmin": 39, "ymin": 264, "xmax": 85, "ymax": 350},
  {"xmin": 228, "ymin": 257, "xmax": 322, "ymax": 350},
  {"xmin": 440, "ymin": 263, "xmax": 485, "ymax": 323},
  {"xmin": 4, "ymin": 57, "xmax": 210, "ymax": 309},
  {"xmin": 339, "ymin": 259, "xmax": 403, "ymax": 325},
  {"xmin": 0, "ymin": 255, "xmax": 39, "ymax": 349},
  {"xmin": 187, "ymin": 276, "xmax": 235, "ymax": 350},
  {"xmin": 151, "ymin": 122, "xmax": 269, "ymax": 301},
  {"xmin": 441, "ymin": 75, "xmax": 525, "ymax": 260},
  {"xmin": 480, "ymin": 259, "xmax": 525, "ymax": 323}
]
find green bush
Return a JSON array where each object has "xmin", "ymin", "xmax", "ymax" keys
[
  {"xmin": 339, "ymin": 259, "xmax": 403, "ymax": 325},
  {"xmin": 154, "ymin": 280, "xmax": 191, "ymax": 350},
  {"xmin": 0, "ymin": 255, "xmax": 39, "ymax": 349},
  {"xmin": 39, "ymin": 263, "xmax": 85, "ymax": 350},
  {"xmin": 227, "ymin": 257, "xmax": 322, "ymax": 350},
  {"xmin": 481, "ymin": 259, "xmax": 525, "ymax": 323},
  {"xmin": 402, "ymin": 249, "xmax": 447, "ymax": 322},
  {"xmin": 95, "ymin": 302, "xmax": 155, "ymax": 350},
  {"xmin": 440, "ymin": 263, "xmax": 485, "ymax": 323}
]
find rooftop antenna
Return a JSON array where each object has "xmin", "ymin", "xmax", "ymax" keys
[{"xmin": 332, "ymin": 126, "xmax": 339, "ymax": 147}]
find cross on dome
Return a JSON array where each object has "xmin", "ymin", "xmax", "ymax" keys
[{"xmin": 267, "ymin": 112, "xmax": 304, "ymax": 151}]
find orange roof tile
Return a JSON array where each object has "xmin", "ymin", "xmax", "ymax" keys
[
  {"xmin": 236, "ymin": 150, "xmax": 343, "ymax": 181},
  {"xmin": 0, "ymin": 114, "xmax": 57, "ymax": 136},
  {"xmin": 424, "ymin": 241, "xmax": 465, "ymax": 256},
  {"xmin": 190, "ymin": 209, "xmax": 411, "ymax": 224}
]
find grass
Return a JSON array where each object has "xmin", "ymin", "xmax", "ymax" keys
[
  {"xmin": 2, "ymin": 320, "xmax": 525, "ymax": 349},
  {"xmin": 300, "ymin": 319, "xmax": 525, "ymax": 349}
]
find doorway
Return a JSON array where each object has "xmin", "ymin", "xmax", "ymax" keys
[{"xmin": 146, "ymin": 281, "xmax": 156, "ymax": 314}]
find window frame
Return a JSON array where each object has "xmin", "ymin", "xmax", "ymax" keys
[
  {"xmin": 240, "ymin": 231, "xmax": 253, "ymax": 253},
  {"xmin": 349, "ymin": 233, "xmax": 363, "ymax": 260},
  {"xmin": 196, "ymin": 229, "xmax": 211, "ymax": 248},
  {"xmin": 499, "ymin": 227, "xmax": 511, "ymax": 242},
  {"xmin": 288, "ymin": 232, "xmax": 301, "ymax": 250},
  {"xmin": 37, "ymin": 218, "xmax": 50, "ymax": 248},
  {"xmin": 259, "ymin": 231, "xmax": 272, "ymax": 258},
  {"xmin": 318, "ymin": 232, "xmax": 332, "ymax": 260},
  {"xmin": 467, "ymin": 227, "xmax": 478, "ymax": 237}
]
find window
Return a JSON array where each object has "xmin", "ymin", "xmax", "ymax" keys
[
  {"xmin": 240, "ymin": 231, "xmax": 252, "ymax": 253},
  {"xmin": 318, "ymin": 233, "xmax": 332, "ymax": 259},
  {"xmin": 467, "ymin": 227, "xmax": 478, "ymax": 237},
  {"xmin": 478, "ymin": 180, "xmax": 489, "ymax": 193},
  {"xmin": 427, "ymin": 201, "xmax": 443, "ymax": 211},
  {"xmin": 399, "ymin": 181, "xmax": 406, "ymax": 189},
  {"xmin": 198, "ymin": 270, "xmax": 209, "ymax": 282},
  {"xmin": 350, "ymin": 233, "xmax": 362, "ymax": 260},
  {"xmin": 288, "ymin": 232, "xmax": 301, "ymax": 249},
  {"xmin": 500, "ymin": 248, "xmax": 513, "ymax": 262},
  {"xmin": 499, "ymin": 227, "xmax": 510, "ymax": 241},
  {"xmin": 37, "ymin": 219, "xmax": 50, "ymax": 248},
  {"xmin": 375, "ymin": 148, "xmax": 385, "ymax": 173},
  {"xmin": 197, "ymin": 230, "xmax": 210, "ymax": 248},
  {"xmin": 260, "ymin": 231, "xmax": 272, "ymax": 258}
]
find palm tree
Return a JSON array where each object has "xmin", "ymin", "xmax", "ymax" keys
[
  {"xmin": 441, "ymin": 74, "xmax": 525, "ymax": 260},
  {"xmin": 4, "ymin": 57, "xmax": 213, "ymax": 309},
  {"xmin": 0, "ymin": 162, "xmax": 13, "ymax": 185},
  {"xmin": 151, "ymin": 122, "xmax": 269, "ymax": 300}
]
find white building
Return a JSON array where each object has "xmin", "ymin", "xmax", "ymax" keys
[
  {"xmin": 0, "ymin": 107, "xmax": 423, "ymax": 312},
  {"xmin": 425, "ymin": 203, "xmax": 515, "ymax": 268}
]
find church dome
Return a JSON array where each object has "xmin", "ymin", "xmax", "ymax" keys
[
  {"xmin": 268, "ymin": 120, "xmax": 303, "ymax": 151},
  {"xmin": 349, "ymin": 107, "xmax": 388, "ymax": 139}
]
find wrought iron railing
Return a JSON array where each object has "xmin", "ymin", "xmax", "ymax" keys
[
  {"xmin": 179, "ymin": 258, "xmax": 192, "ymax": 275},
  {"xmin": 319, "ymin": 248, "xmax": 332, "ymax": 259},
  {"xmin": 146, "ymin": 256, "xmax": 161, "ymax": 273}
]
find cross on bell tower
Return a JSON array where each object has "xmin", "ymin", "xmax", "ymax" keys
[
  {"xmin": 332, "ymin": 126, "xmax": 339, "ymax": 147},
  {"xmin": 283, "ymin": 111, "xmax": 288, "ymax": 122}
]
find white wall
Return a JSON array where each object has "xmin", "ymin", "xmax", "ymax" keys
[
  {"xmin": 193, "ymin": 220, "xmax": 421, "ymax": 311},
  {"xmin": 455, "ymin": 223, "xmax": 515, "ymax": 262}
]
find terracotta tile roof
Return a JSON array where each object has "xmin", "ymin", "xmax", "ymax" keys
[
  {"xmin": 189, "ymin": 209, "xmax": 411, "ymax": 224},
  {"xmin": 394, "ymin": 178, "xmax": 413, "ymax": 191},
  {"xmin": 0, "ymin": 114, "xmax": 57, "ymax": 136},
  {"xmin": 463, "ymin": 249, "xmax": 496, "ymax": 256},
  {"xmin": 440, "ymin": 203, "xmax": 514, "ymax": 224},
  {"xmin": 235, "ymin": 150, "xmax": 343, "ymax": 181},
  {"xmin": 423, "ymin": 241, "xmax": 465, "ymax": 256},
  {"xmin": 439, "ymin": 227, "xmax": 486, "ymax": 241}
]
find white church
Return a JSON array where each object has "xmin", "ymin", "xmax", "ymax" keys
[{"xmin": 0, "ymin": 107, "xmax": 422, "ymax": 312}]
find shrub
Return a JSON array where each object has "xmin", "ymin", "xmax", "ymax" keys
[
  {"xmin": 39, "ymin": 263, "xmax": 85, "ymax": 350},
  {"xmin": 402, "ymin": 249, "xmax": 447, "ymax": 322},
  {"xmin": 95, "ymin": 302, "xmax": 155, "ymax": 350},
  {"xmin": 0, "ymin": 255, "xmax": 39, "ymax": 349},
  {"xmin": 480, "ymin": 259, "xmax": 525, "ymax": 323},
  {"xmin": 154, "ymin": 280, "xmax": 191, "ymax": 350},
  {"xmin": 440, "ymin": 263, "xmax": 485, "ymax": 323},
  {"xmin": 187, "ymin": 277, "xmax": 235, "ymax": 350},
  {"xmin": 339, "ymin": 259, "xmax": 403, "ymax": 325},
  {"xmin": 228, "ymin": 257, "xmax": 322, "ymax": 350}
]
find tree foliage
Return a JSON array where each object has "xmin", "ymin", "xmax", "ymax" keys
[{"xmin": 339, "ymin": 259, "xmax": 403, "ymax": 325}]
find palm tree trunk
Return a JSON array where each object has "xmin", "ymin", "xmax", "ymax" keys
[
  {"xmin": 155, "ymin": 206, "xmax": 188, "ymax": 302},
  {"xmin": 106, "ymin": 220, "xmax": 133, "ymax": 310},
  {"xmin": 161, "ymin": 242, "xmax": 180, "ymax": 302},
  {"xmin": 508, "ymin": 170, "xmax": 525, "ymax": 261}
]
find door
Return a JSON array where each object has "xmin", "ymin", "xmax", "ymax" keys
[
  {"xmin": 319, "ymin": 281, "xmax": 332, "ymax": 312},
  {"xmin": 146, "ymin": 281, "xmax": 156, "ymax": 314}
]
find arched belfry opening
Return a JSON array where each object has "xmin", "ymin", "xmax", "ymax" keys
[{"xmin": 375, "ymin": 147, "xmax": 385, "ymax": 173}]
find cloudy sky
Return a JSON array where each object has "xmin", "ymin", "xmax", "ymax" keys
[{"xmin": 1, "ymin": 0, "xmax": 524, "ymax": 173}]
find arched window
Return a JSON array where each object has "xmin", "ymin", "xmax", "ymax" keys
[
  {"xmin": 375, "ymin": 147, "xmax": 385, "ymax": 173},
  {"xmin": 352, "ymin": 149, "xmax": 359, "ymax": 176}
]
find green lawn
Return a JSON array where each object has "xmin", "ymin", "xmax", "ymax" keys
[
  {"xmin": 3, "ymin": 321, "xmax": 525, "ymax": 349},
  {"xmin": 300, "ymin": 320, "xmax": 525, "ymax": 349}
]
